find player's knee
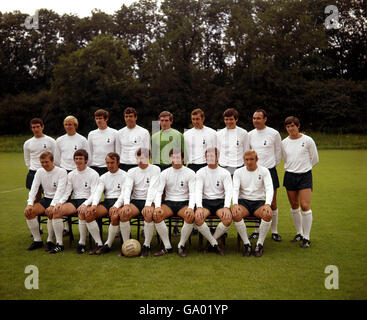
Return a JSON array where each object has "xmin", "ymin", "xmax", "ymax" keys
[
  {"xmin": 262, "ymin": 213, "xmax": 272, "ymax": 222},
  {"xmin": 222, "ymin": 217, "xmax": 232, "ymax": 227},
  {"xmin": 120, "ymin": 213, "xmax": 129, "ymax": 222},
  {"xmin": 194, "ymin": 217, "xmax": 204, "ymax": 226},
  {"xmin": 231, "ymin": 211, "xmax": 242, "ymax": 222},
  {"xmin": 110, "ymin": 214, "xmax": 119, "ymax": 226},
  {"xmin": 78, "ymin": 212, "xmax": 85, "ymax": 220},
  {"xmin": 300, "ymin": 202, "xmax": 310, "ymax": 212},
  {"xmin": 185, "ymin": 215, "xmax": 195, "ymax": 224},
  {"xmin": 85, "ymin": 213, "xmax": 95, "ymax": 223}
]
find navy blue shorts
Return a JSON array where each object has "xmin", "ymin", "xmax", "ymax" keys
[
  {"xmin": 68, "ymin": 198, "xmax": 87, "ymax": 210},
  {"xmin": 269, "ymin": 167, "xmax": 280, "ymax": 189},
  {"xmin": 26, "ymin": 170, "xmax": 43, "ymax": 191},
  {"xmin": 238, "ymin": 199, "xmax": 265, "ymax": 216},
  {"xmin": 202, "ymin": 199, "xmax": 225, "ymax": 215},
  {"xmin": 283, "ymin": 170, "xmax": 313, "ymax": 191},
  {"xmin": 119, "ymin": 163, "xmax": 138, "ymax": 172},
  {"xmin": 162, "ymin": 200, "xmax": 189, "ymax": 215},
  {"xmin": 91, "ymin": 166, "xmax": 109, "ymax": 176},
  {"xmin": 130, "ymin": 199, "xmax": 146, "ymax": 213},
  {"xmin": 188, "ymin": 163, "xmax": 207, "ymax": 173},
  {"xmin": 100, "ymin": 198, "xmax": 118, "ymax": 211},
  {"xmin": 39, "ymin": 197, "xmax": 53, "ymax": 209}
]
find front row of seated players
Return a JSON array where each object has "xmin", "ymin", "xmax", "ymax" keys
[{"xmin": 25, "ymin": 147, "xmax": 275, "ymax": 257}]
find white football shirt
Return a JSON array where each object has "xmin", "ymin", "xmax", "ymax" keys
[
  {"xmin": 23, "ymin": 135, "xmax": 56, "ymax": 170},
  {"xmin": 88, "ymin": 127, "xmax": 118, "ymax": 167}
]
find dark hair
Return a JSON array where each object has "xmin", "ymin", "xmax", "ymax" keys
[
  {"xmin": 223, "ymin": 108, "xmax": 239, "ymax": 120},
  {"xmin": 106, "ymin": 152, "xmax": 120, "ymax": 163},
  {"xmin": 284, "ymin": 116, "xmax": 300, "ymax": 128},
  {"xmin": 205, "ymin": 147, "xmax": 220, "ymax": 158},
  {"xmin": 30, "ymin": 118, "xmax": 44, "ymax": 127},
  {"xmin": 94, "ymin": 109, "xmax": 109, "ymax": 119},
  {"xmin": 169, "ymin": 148, "xmax": 184, "ymax": 159},
  {"xmin": 159, "ymin": 111, "xmax": 173, "ymax": 121},
  {"xmin": 254, "ymin": 109, "xmax": 268, "ymax": 119},
  {"xmin": 73, "ymin": 149, "xmax": 89, "ymax": 161},
  {"xmin": 123, "ymin": 107, "xmax": 137, "ymax": 117},
  {"xmin": 136, "ymin": 148, "xmax": 151, "ymax": 158}
]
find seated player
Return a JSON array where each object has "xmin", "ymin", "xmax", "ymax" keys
[
  {"xmin": 115, "ymin": 148, "xmax": 160, "ymax": 257},
  {"xmin": 232, "ymin": 150, "xmax": 274, "ymax": 257},
  {"xmin": 51, "ymin": 149, "xmax": 100, "ymax": 254},
  {"xmin": 195, "ymin": 147, "xmax": 232, "ymax": 256},
  {"xmin": 24, "ymin": 151, "xmax": 67, "ymax": 251},
  {"xmin": 153, "ymin": 148, "xmax": 196, "ymax": 257},
  {"xmin": 84, "ymin": 152, "xmax": 127, "ymax": 255}
]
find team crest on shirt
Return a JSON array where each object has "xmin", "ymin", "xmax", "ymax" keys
[
  {"xmin": 74, "ymin": 145, "xmax": 78, "ymax": 150},
  {"xmin": 146, "ymin": 178, "xmax": 150, "ymax": 184},
  {"xmin": 258, "ymin": 175, "xmax": 262, "ymax": 180},
  {"xmin": 264, "ymin": 140, "xmax": 267, "ymax": 146},
  {"xmin": 180, "ymin": 180, "xmax": 184, "ymax": 187},
  {"xmin": 43, "ymin": 144, "xmax": 47, "ymax": 149},
  {"xmin": 107, "ymin": 138, "xmax": 111, "ymax": 143},
  {"xmin": 302, "ymin": 142, "xmax": 305, "ymax": 147},
  {"xmin": 216, "ymin": 180, "xmax": 220, "ymax": 187},
  {"xmin": 236, "ymin": 140, "xmax": 239, "ymax": 146},
  {"xmin": 117, "ymin": 183, "xmax": 121, "ymax": 189},
  {"xmin": 53, "ymin": 182, "xmax": 57, "ymax": 188},
  {"xmin": 203, "ymin": 139, "xmax": 206, "ymax": 145},
  {"xmin": 85, "ymin": 182, "xmax": 88, "ymax": 188}
]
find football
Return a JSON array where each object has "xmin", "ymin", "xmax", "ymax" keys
[{"xmin": 121, "ymin": 239, "xmax": 142, "ymax": 257}]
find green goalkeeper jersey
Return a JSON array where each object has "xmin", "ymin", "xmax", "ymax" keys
[{"xmin": 151, "ymin": 128, "xmax": 184, "ymax": 165}]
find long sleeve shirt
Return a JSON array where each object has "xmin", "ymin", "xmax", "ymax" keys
[
  {"xmin": 195, "ymin": 166, "xmax": 233, "ymax": 208},
  {"xmin": 249, "ymin": 126, "xmax": 282, "ymax": 169},
  {"xmin": 233, "ymin": 165, "xmax": 274, "ymax": 205},
  {"xmin": 154, "ymin": 166, "xmax": 196, "ymax": 209},
  {"xmin": 23, "ymin": 135, "xmax": 56, "ymax": 171},
  {"xmin": 88, "ymin": 127, "xmax": 118, "ymax": 167},
  {"xmin": 27, "ymin": 166, "xmax": 67, "ymax": 206},
  {"xmin": 281, "ymin": 134, "xmax": 319, "ymax": 173}
]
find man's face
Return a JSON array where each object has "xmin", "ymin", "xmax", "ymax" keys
[
  {"xmin": 170, "ymin": 152, "xmax": 183, "ymax": 168},
  {"xmin": 106, "ymin": 156, "xmax": 119, "ymax": 173},
  {"xmin": 136, "ymin": 154, "xmax": 149, "ymax": 167},
  {"xmin": 160, "ymin": 116, "xmax": 173, "ymax": 130},
  {"xmin": 64, "ymin": 120, "xmax": 76, "ymax": 135},
  {"xmin": 74, "ymin": 156, "xmax": 87, "ymax": 170},
  {"xmin": 224, "ymin": 116, "xmax": 237, "ymax": 129},
  {"xmin": 244, "ymin": 154, "xmax": 258, "ymax": 171},
  {"xmin": 31, "ymin": 123, "xmax": 44, "ymax": 137},
  {"xmin": 124, "ymin": 113, "xmax": 137, "ymax": 128},
  {"xmin": 285, "ymin": 122, "xmax": 300, "ymax": 136},
  {"xmin": 95, "ymin": 116, "xmax": 108, "ymax": 129},
  {"xmin": 253, "ymin": 112, "xmax": 267, "ymax": 130},
  {"xmin": 191, "ymin": 114, "xmax": 204, "ymax": 129},
  {"xmin": 40, "ymin": 157, "xmax": 54, "ymax": 171},
  {"xmin": 206, "ymin": 151, "xmax": 218, "ymax": 166}
]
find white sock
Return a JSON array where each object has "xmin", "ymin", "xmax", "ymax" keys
[
  {"xmin": 301, "ymin": 210, "xmax": 313, "ymax": 240},
  {"xmin": 120, "ymin": 221, "xmax": 131, "ymax": 243},
  {"xmin": 155, "ymin": 221, "xmax": 172, "ymax": 250},
  {"xmin": 257, "ymin": 219, "xmax": 272, "ymax": 246},
  {"xmin": 46, "ymin": 219, "xmax": 55, "ymax": 243},
  {"xmin": 213, "ymin": 222, "xmax": 229, "ymax": 240},
  {"xmin": 197, "ymin": 223, "xmax": 218, "ymax": 246},
  {"xmin": 178, "ymin": 222, "xmax": 194, "ymax": 248},
  {"xmin": 87, "ymin": 221, "xmax": 103, "ymax": 246},
  {"xmin": 105, "ymin": 224, "xmax": 119, "ymax": 247},
  {"xmin": 271, "ymin": 209, "xmax": 279, "ymax": 234},
  {"xmin": 234, "ymin": 220, "xmax": 250, "ymax": 245},
  {"xmin": 78, "ymin": 219, "xmax": 87, "ymax": 245},
  {"xmin": 52, "ymin": 218, "xmax": 64, "ymax": 246},
  {"xmin": 291, "ymin": 208, "xmax": 303, "ymax": 236},
  {"xmin": 27, "ymin": 217, "xmax": 42, "ymax": 242},
  {"xmin": 143, "ymin": 221, "xmax": 155, "ymax": 248}
]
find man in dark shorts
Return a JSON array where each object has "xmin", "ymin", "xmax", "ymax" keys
[{"xmin": 232, "ymin": 150, "xmax": 274, "ymax": 257}]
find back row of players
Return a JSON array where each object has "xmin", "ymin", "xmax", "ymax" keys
[{"xmin": 23, "ymin": 107, "xmax": 319, "ymax": 257}]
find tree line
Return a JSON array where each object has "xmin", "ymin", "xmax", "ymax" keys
[{"xmin": 0, "ymin": 0, "xmax": 366, "ymax": 136}]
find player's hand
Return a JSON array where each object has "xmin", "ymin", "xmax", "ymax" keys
[
  {"xmin": 195, "ymin": 207, "xmax": 205, "ymax": 221},
  {"xmin": 184, "ymin": 208, "xmax": 195, "ymax": 221},
  {"xmin": 90, "ymin": 205, "xmax": 97, "ymax": 215},
  {"xmin": 232, "ymin": 204, "xmax": 241, "ymax": 216},
  {"xmin": 77, "ymin": 204, "xmax": 88, "ymax": 215},
  {"xmin": 54, "ymin": 203, "xmax": 62, "ymax": 214},
  {"xmin": 262, "ymin": 204, "xmax": 272, "ymax": 217},
  {"xmin": 222, "ymin": 207, "xmax": 232, "ymax": 220},
  {"xmin": 142, "ymin": 205, "xmax": 153, "ymax": 216},
  {"xmin": 24, "ymin": 205, "xmax": 33, "ymax": 218},
  {"xmin": 109, "ymin": 206, "xmax": 118, "ymax": 217},
  {"xmin": 122, "ymin": 204, "xmax": 131, "ymax": 215},
  {"xmin": 153, "ymin": 207, "xmax": 163, "ymax": 221},
  {"xmin": 45, "ymin": 206, "xmax": 54, "ymax": 219}
]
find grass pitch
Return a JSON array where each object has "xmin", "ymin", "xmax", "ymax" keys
[{"xmin": 0, "ymin": 151, "xmax": 366, "ymax": 300}]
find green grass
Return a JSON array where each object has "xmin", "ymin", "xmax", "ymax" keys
[{"xmin": 0, "ymin": 151, "xmax": 367, "ymax": 300}]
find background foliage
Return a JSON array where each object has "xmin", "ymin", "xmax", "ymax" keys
[{"xmin": 0, "ymin": 0, "xmax": 366, "ymax": 135}]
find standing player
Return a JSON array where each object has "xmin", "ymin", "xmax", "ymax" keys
[
  {"xmin": 88, "ymin": 109, "xmax": 118, "ymax": 176},
  {"xmin": 23, "ymin": 118, "xmax": 56, "ymax": 199},
  {"xmin": 248, "ymin": 109, "xmax": 282, "ymax": 242},
  {"xmin": 54, "ymin": 116, "xmax": 90, "ymax": 172},
  {"xmin": 232, "ymin": 150, "xmax": 274, "ymax": 257},
  {"xmin": 184, "ymin": 108, "xmax": 217, "ymax": 172},
  {"xmin": 195, "ymin": 147, "xmax": 231, "ymax": 255},
  {"xmin": 24, "ymin": 151, "xmax": 67, "ymax": 251},
  {"xmin": 216, "ymin": 108, "xmax": 249, "ymax": 176},
  {"xmin": 85, "ymin": 152, "xmax": 127, "ymax": 255},
  {"xmin": 152, "ymin": 111, "xmax": 185, "ymax": 236},
  {"xmin": 51, "ymin": 149, "xmax": 100, "ymax": 254},
  {"xmin": 115, "ymin": 148, "xmax": 161, "ymax": 257},
  {"xmin": 153, "ymin": 148, "xmax": 196, "ymax": 257},
  {"xmin": 116, "ymin": 107, "xmax": 150, "ymax": 172},
  {"xmin": 281, "ymin": 116, "xmax": 319, "ymax": 248}
]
